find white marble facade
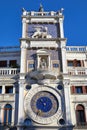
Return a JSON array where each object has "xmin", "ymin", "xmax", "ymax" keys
[{"xmin": 0, "ymin": 5, "xmax": 87, "ymax": 130}]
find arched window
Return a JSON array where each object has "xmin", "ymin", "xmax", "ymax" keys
[
  {"xmin": 4, "ymin": 104, "xmax": 12, "ymax": 124},
  {"xmin": 76, "ymin": 104, "xmax": 86, "ymax": 125}
]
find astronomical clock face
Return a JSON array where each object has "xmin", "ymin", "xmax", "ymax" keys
[
  {"xmin": 24, "ymin": 86, "xmax": 62, "ymax": 124},
  {"xmin": 31, "ymin": 91, "xmax": 58, "ymax": 118}
]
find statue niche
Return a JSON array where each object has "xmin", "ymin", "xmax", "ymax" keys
[
  {"xmin": 39, "ymin": 56, "xmax": 48, "ymax": 69},
  {"xmin": 32, "ymin": 26, "xmax": 52, "ymax": 39}
]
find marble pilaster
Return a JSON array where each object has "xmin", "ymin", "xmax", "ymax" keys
[{"xmin": 63, "ymin": 80, "xmax": 72, "ymax": 125}]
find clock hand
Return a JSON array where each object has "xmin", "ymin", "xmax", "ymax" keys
[
  {"xmin": 43, "ymin": 103, "xmax": 46, "ymax": 106},
  {"xmin": 37, "ymin": 109, "xmax": 42, "ymax": 116}
]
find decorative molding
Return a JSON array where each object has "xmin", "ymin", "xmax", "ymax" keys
[
  {"xmin": 63, "ymin": 80, "xmax": 70, "ymax": 86},
  {"xmin": 19, "ymin": 79, "xmax": 26, "ymax": 86}
]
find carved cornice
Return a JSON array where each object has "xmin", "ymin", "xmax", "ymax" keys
[
  {"xmin": 20, "ymin": 37, "xmax": 67, "ymax": 42},
  {"xmin": 0, "ymin": 79, "xmax": 17, "ymax": 85},
  {"xmin": 70, "ymin": 81, "xmax": 87, "ymax": 86}
]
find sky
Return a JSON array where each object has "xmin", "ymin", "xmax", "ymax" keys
[{"xmin": 0, "ymin": 0, "xmax": 87, "ymax": 46}]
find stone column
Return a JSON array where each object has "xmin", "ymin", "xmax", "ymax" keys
[
  {"xmin": 61, "ymin": 42, "xmax": 67, "ymax": 73},
  {"xmin": 20, "ymin": 13, "xmax": 27, "ymax": 74},
  {"xmin": 18, "ymin": 79, "xmax": 25, "ymax": 130},
  {"xmin": 20, "ymin": 44, "xmax": 27, "ymax": 73},
  {"xmin": 59, "ymin": 17, "xmax": 64, "ymax": 38},
  {"xmin": 71, "ymin": 103, "xmax": 76, "ymax": 125},
  {"xmin": 59, "ymin": 13, "xmax": 67, "ymax": 74},
  {"xmin": 12, "ymin": 105, "xmax": 15, "ymax": 125},
  {"xmin": 64, "ymin": 80, "xmax": 72, "ymax": 125},
  {"xmin": 22, "ymin": 17, "xmax": 27, "ymax": 38}
]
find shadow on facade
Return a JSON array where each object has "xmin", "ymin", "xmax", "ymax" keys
[
  {"xmin": 14, "ymin": 82, "xmax": 19, "ymax": 125},
  {"xmin": 0, "ymin": 124, "xmax": 17, "ymax": 130},
  {"xmin": 0, "ymin": 123, "xmax": 74, "ymax": 130},
  {"xmin": 19, "ymin": 125, "xmax": 74, "ymax": 130}
]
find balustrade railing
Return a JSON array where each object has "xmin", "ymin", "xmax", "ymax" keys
[
  {"xmin": 0, "ymin": 46, "xmax": 20, "ymax": 52},
  {"xmin": 0, "ymin": 68, "xmax": 20, "ymax": 75},
  {"xmin": 68, "ymin": 67, "xmax": 87, "ymax": 75},
  {"xmin": 0, "ymin": 94, "xmax": 15, "ymax": 101},
  {"xmin": 29, "ymin": 11, "xmax": 59, "ymax": 16},
  {"xmin": 66, "ymin": 46, "xmax": 87, "ymax": 52}
]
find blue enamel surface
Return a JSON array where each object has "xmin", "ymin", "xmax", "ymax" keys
[
  {"xmin": 57, "ymin": 85, "xmax": 63, "ymax": 90},
  {"xmin": 36, "ymin": 97, "xmax": 52, "ymax": 112}
]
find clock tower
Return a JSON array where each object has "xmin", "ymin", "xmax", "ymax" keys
[{"xmin": 18, "ymin": 5, "xmax": 73, "ymax": 130}]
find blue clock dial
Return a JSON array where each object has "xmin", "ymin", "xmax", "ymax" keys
[
  {"xmin": 36, "ymin": 97, "xmax": 52, "ymax": 112},
  {"xmin": 31, "ymin": 91, "xmax": 58, "ymax": 117}
]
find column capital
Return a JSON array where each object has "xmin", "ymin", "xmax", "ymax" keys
[
  {"xmin": 63, "ymin": 79, "xmax": 70, "ymax": 86},
  {"xmin": 58, "ymin": 17, "xmax": 64, "ymax": 23},
  {"xmin": 19, "ymin": 79, "xmax": 26, "ymax": 86},
  {"xmin": 21, "ymin": 42, "xmax": 28, "ymax": 49},
  {"xmin": 22, "ymin": 18, "xmax": 26, "ymax": 23},
  {"xmin": 62, "ymin": 46, "xmax": 66, "ymax": 50},
  {"xmin": 20, "ymin": 73, "xmax": 26, "ymax": 79},
  {"xmin": 60, "ymin": 40, "xmax": 67, "ymax": 48}
]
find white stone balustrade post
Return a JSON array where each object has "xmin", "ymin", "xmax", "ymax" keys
[{"xmin": 2, "ymin": 85, "xmax": 5, "ymax": 94}]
